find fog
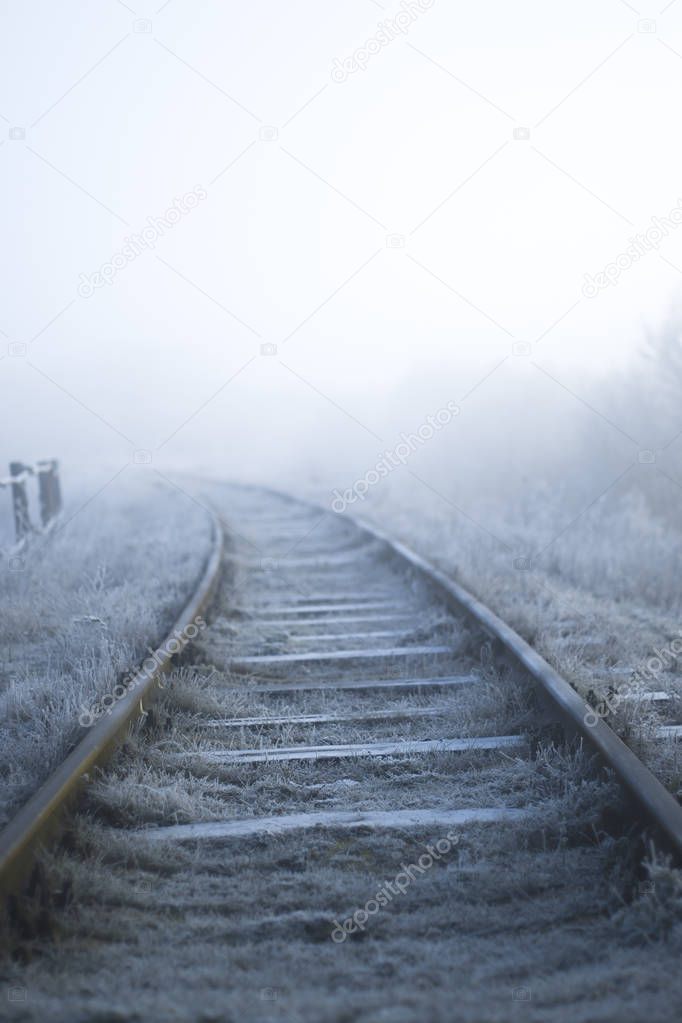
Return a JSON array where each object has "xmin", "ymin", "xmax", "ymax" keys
[
  {"xmin": 5, "ymin": 9, "xmax": 682, "ymax": 1009},
  {"xmin": 3, "ymin": 0, "xmax": 682, "ymax": 511}
]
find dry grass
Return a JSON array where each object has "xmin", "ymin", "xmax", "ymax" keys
[
  {"xmin": 0, "ymin": 476, "xmax": 212, "ymax": 827},
  {"xmin": 340, "ymin": 477, "xmax": 682, "ymax": 798},
  {"xmin": 3, "ymin": 480, "xmax": 682, "ymax": 1021},
  {"xmin": 2, "ymin": 718, "xmax": 679, "ymax": 1023}
]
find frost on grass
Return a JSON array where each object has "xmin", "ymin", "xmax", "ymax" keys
[
  {"xmin": 337, "ymin": 476, "xmax": 682, "ymax": 796},
  {"xmin": 280, "ymin": 325, "xmax": 682, "ymax": 798},
  {"xmin": 0, "ymin": 476, "xmax": 212, "ymax": 827},
  {"xmin": 7, "ymin": 729, "xmax": 682, "ymax": 1023},
  {"xmin": 3, "ymin": 479, "xmax": 682, "ymax": 1021}
]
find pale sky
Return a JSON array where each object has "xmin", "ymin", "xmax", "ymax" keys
[{"xmin": 2, "ymin": 0, "xmax": 682, "ymax": 483}]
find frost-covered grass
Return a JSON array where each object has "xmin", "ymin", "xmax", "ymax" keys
[
  {"xmin": 313, "ymin": 329, "xmax": 682, "ymax": 801},
  {"xmin": 340, "ymin": 476, "xmax": 682, "ymax": 798},
  {"xmin": 3, "ymin": 480, "xmax": 682, "ymax": 1022},
  {"xmin": 4, "ymin": 704, "xmax": 680, "ymax": 1023},
  {"xmin": 0, "ymin": 475, "xmax": 212, "ymax": 827}
]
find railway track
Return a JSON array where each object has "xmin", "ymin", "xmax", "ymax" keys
[{"xmin": 2, "ymin": 482, "xmax": 682, "ymax": 1021}]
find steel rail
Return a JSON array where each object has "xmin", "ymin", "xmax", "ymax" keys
[
  {"xmin": 230, "ymin": 482, "xmax": 682, "ymax": 860},
  {"xmin": 353, "ymin": 516, "xmax": 682, "ymax": 861},
  {"xmin": 4, "ymin": 474, "xmax": 681, "ymax": 910},
  {"xmin": 0, "ymin": 513, "xmax": 223, "ymax": 900}
]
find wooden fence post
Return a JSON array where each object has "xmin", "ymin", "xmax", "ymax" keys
[
  {"xmin": 37, "ymin": 460, "xmax": 61, "ymax": 527},
  {"xmin": 9, "ymin": 462, "xmax": 32, "ymax": 541},
  {"xmin": 51, "ymin": 461, "xmax": 62, "ymax": 518}
]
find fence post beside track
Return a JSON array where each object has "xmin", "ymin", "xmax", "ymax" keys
[
  {"xmin": 9, "ymin": 462, "xmax": 32, "ymax": 541},
  {"xmin": 51, "ymin": 461, "xmax": 62, "ymax": 518},
  {"xmin": 2, "ymin": 458, "xmax": 62, "ymax": 545},
  {"xmin": 37, "ymin": 459, "xmax": 61, "ymax": 527}
]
